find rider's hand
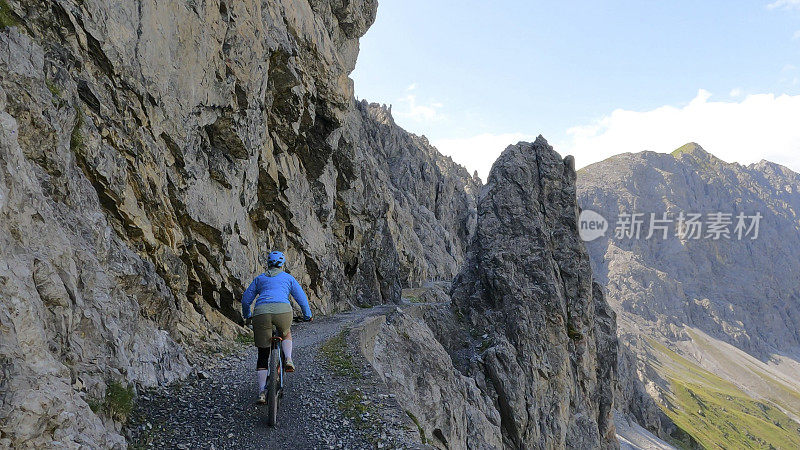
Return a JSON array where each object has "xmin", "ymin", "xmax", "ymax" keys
[{"xmin": 303, "ymin": 316, "xmax": 313, "ymax": 322}]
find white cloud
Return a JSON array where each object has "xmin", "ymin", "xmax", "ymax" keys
[
  {"xmin": 793, "ymin": 30, "xmax": 800, "ymax": 40},
  {"xmin": 767, "ymin": 0, "xmax": 800, "ymax": 10},
  {"xmin": 558, "ymin": 89, "xmax": 800, "ymax": 172},
  {"xmin": 433, "ymin": 132, "xmax": 538, "ymax": 180},
  {"xmin": 729, "ymin": 88, "xmax": 743, "ymax": 98},
  {"xmin": 393, "ymin": 86, "xmax": 444, "ymax": 122}
]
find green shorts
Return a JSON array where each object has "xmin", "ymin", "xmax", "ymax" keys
[{"xmin": 252, "ymin": 311, "xmax": 293, "ymax": 348}]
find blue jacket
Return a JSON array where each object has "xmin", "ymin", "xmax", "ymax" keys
[{"xmin": 241, "ymin": 271, "xmax": 312, "ymax": 319}]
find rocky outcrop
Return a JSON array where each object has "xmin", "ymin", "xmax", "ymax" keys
[
  {"xmin": 451, "ymin": 138, "xmax": 618, "ymax": 449},
  {"xmin": 350, "ymin": 103, "xmax": 480, "ymax": 285},
  {"xmin": 0, "ymin": 0, "xmax": 479, "ymax": 446},
  {"xmin": 358, "ymin": 138, "xmax": 620, "ymax": 449},
  {"xmin": 358, "ymin": 307, "xmax": 503, "ymax": 449},
  {"xmin": 614, "ymin": 339, "xmax": 682, "ymax": 444}
]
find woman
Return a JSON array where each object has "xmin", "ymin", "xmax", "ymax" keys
[{"xmin": 241, "ymin": 251, "xmax": 312, "ymax": 403}]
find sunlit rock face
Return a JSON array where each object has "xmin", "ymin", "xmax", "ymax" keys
[
  {"xmin": 450, "ymin": 138, "xmax": 618, "ymax": 449},
  {"xmin": 0, "ymin": 0, "xmax": 479, "ymax": 445},
  {"xmin": 578, "ymin": 144, "xmax": 800, "ymax": 360},
  {"xmin": 578, "ymin": 144, "xmax": 800, "ymax": 444},
  {"xmin": 357, "ymin": 138, "xmax": 620, "ymax": 449}
]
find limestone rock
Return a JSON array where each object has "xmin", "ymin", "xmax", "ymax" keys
[
  {"xmin": 578, "ymin": 143, "xmax": 800, "ymax": 445},
  {"xmin": 357, "ymin": 138, "xmax": 620, "ymax": 449},
  {"xmin": 578, "ymin": 144, "xmax": 800, "ymax": 359},
  {"xmin": 358, "ymin": 308, "xmax": 503, "ymax": 450},
  {"xmin": 0, "ymin": 0, "xmax": 478, "ymax": 446},
  {"xmin": 451, "ymin": 137, "xmax": 618, "ymax": 449}
]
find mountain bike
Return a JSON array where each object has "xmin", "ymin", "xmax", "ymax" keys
[
  {"xmin": 265, "ymin": 329, "xmax": 284, "ymax": 427},
  {"xmin": 264, "ymin": 316, "xmax": 312, "ymax": 426}
]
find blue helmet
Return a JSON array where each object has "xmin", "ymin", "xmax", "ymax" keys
[{"xmin": 267, "ymin": 251, "xmax": 286, "ymax": 268}]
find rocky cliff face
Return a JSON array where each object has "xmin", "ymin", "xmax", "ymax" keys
[
  {"xmin": 358, "ymin": 138, "xmax": 619, "ymax": 449},
  {"xmin": 0, "ymin": 1, "xmax": 478, "ymax": 446},
  {"xmin": 578, "ymin": 143, "xmax": 800, "ymax": 447},
  {"xmin": 578, "ymin": 144, "xmax": 800, "ymax": 358},
  {"xmin": 350, "ymin": 102, "xmax": 480, "ymax": 287},
  {"xmin": 451, "ymin": 138, "xmax": 618, "ymax": 449},
  {"xmin": 614, "ymin": 340, "xmax": 687, "ymax": 445}
]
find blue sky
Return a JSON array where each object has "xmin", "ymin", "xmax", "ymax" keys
[{"xmin": 352, "ymin": 0, "xmax": 800, "ymax": 179}]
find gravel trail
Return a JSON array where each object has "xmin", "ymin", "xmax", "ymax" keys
[{"xmin": 126, "ymin": 306, "xmax": 425, "ymax": 449}]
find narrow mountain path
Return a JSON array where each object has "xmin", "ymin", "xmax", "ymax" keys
[{"xmin": 126, "ymin": 306, "xmax": 425, "ymax": 449}]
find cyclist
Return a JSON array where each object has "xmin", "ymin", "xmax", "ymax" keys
[{"xmin": 241, "ymin": 251, "xmax": 312, "ymax": 404}]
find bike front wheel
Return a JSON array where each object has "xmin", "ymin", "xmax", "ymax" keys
[{"xmin": 266, "ymin": 346, "xmax": 281, "ymax": 426}]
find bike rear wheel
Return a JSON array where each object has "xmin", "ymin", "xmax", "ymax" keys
[{"xmin": 266, "ymin": 345, "xmax": 281, "ymax": 426}]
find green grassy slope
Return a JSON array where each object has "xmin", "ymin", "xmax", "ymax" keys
[{"xmin": 648, "ymin": 340, "xmax": 800, "ymax": 449}]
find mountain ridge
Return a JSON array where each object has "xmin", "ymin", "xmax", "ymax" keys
[{"xmin": 578, "ymin": 143, "xmax": 800, "ymax": 447}]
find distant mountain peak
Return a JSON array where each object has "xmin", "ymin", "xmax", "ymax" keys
[{"xmin": 670, "ymin": 142, "xmax": 709, "ymax": 157}]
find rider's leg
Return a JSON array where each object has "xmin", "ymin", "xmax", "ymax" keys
[
  {"xmin": 256, "ymin": 346, "xmax": 270, "ymax": 403},
  {"xmin": 281, "ymin": 330, "xmax": 293, "ymax": 361},
  {"xmin": 257, "ymin": 347, "xmax": 270, "ymax": 387},
  {"xmin": 274, "ymin": 312, "xmax": 294, "ymax": 370},
  {"xmin": 252, "ymin": 313, "xmax": 273, "ymax": 399}
]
